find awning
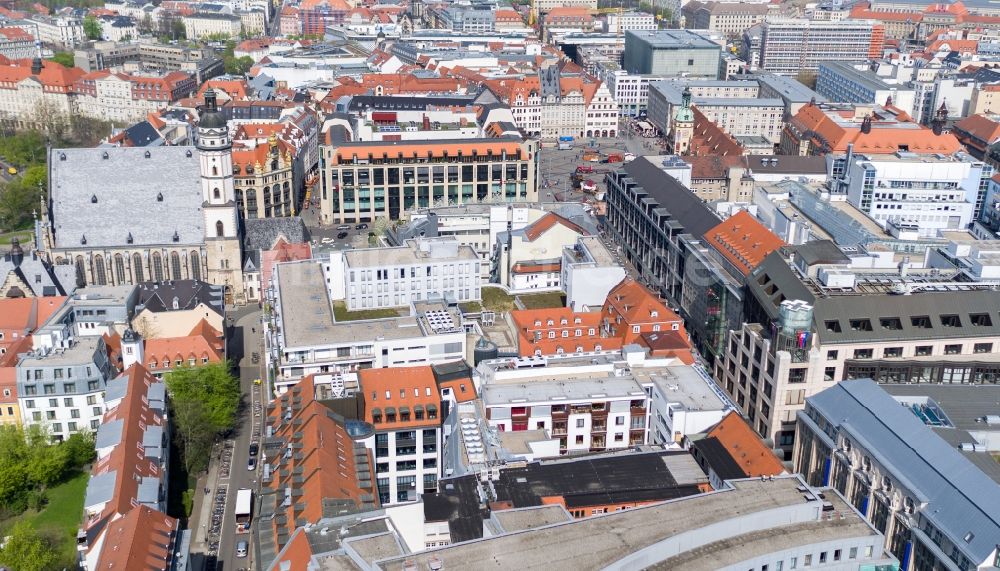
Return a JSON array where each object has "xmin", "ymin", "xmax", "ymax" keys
[
  {"xmin": 414, "ymin": 405, "xmax": 424, "ymax": 414},
  {"xmin": 384, "ymin": 407, "xmax": 396, "ymax": 416},
  {"xmin": 371, "ymin": 407, "xmax": 382, "ymax": 418},
  {"xmin": 427, "ymin": 404, "xmax": 438, "ymax": 413},
  {"xmin": 399, "ymin": 406, "xmax": 410, "ymax": 416}
]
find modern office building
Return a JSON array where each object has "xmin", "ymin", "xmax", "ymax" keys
[
  {"xmin": 326, "ymin": 237, "xmax": 481, "ymax": 310},
  {"xmin": 796, "ymin": 379, "xmax": 1000, "ymax": 571},
  {"xmin": 816, "ymin": 62, "xmax": 917, "ymax": 117},
  {"xmin": 319, "ymin": 138, "xmax": 539, "ymax": 224},
  {"xmin": 622, "ymin": 29, "xmax": 721, "ymax": 77},
  {"xmin": 838, "ymin": 151, "xmax": 992, "ymax": 238},
  {"xmin": 714, "ymin": 241, "xmax": 1000, "ymax": 460},
  {"xmin": 743, "ymin": 19, "xmax": 884, "ymax": 75}
]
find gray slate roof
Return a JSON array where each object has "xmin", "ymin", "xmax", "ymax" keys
[
  {"xmin": 136, "ymin": 280, "xmax": 225, "ymax": 315},
  {"xmin": 243, "ymin": 217, "xmax": 310, "ymax": 252},
  {"xmin": 619, "ymin": 157, "xmax": 721, "ymax": 239},
  {"xmin": 0, "ymin": 250, "xmax": 72, "ymax": 296},
  {"xmin": 48, "ymin": 147, "xmax": 204, "ymax": 250},
  {"xmin": 808, "ymin": 379, "xmax": 1000, "ymax": 563}
]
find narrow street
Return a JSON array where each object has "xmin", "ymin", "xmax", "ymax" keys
[{"xmin": 188, "ymin": 305, "xmax": 266, "ymax": 570}]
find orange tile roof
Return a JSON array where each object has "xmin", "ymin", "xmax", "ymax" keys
[
  {"xmin": 705, "ymin": 210, "xmax": 785, "ymax": 277},
  {"xmin": 143, "ymin": 326, "xmax": 223, "ymax": 373},
  {"xmin": 0, "ymin": 27, "xmax": 32, "ymax": 40},
  {"xmin": 86, "ymin": 366, "xmax": 165, "ymax": 537},
  {"xmin": 522, "ymin": 212, "xmax": 588, "ymax": 241},
  {"xmin": 928, "ymin": 38, "xmax": 978, "ymax": 53},
  {"xmin": 95, "ymin": 505, "xmax": 178, "ymax": 570},
  {"xmin": 689, "ymin": 108, "xmax": 744, "ymax": 157},
  {"xmin": 0, "ymin": 59, "xmax": 85, "ymax": 90},
  {"xmin": 328, "ymin": 140, "xmax": 525, "ymax": 164},
  {"xmin": 360, "ymin": 366, "xmax": 442, "ymax": 429},
  {"xmin": 638, "ymin": 330, "xmax": 694, "ymax": 363},
  {"xmin": 267, "ymin": 528, "xmax": 315, "ymax": 571},
  {"xmin": 261, "ymin": 240, "xmax": 312, "ymax": 289},
  {"xmin": 198, "ymin": 79, "xmax": 248, "ymax": 100},
  {"xmin": 438, "ymin": 377, "xmax": 477, "ymax": 403},
  {"xmin": 703, "ymin": 412, "xmax": 785, "ymax": 478},
  {"xmin": 0, "ymin": 298, "xmax": 36, "ymax": 331},
  {"xmin": 511, "ymin": 307, "xmax": 610, "ymax": 357},
  {"xmin": 953, "ymin": 113, "xmax": 1000, "ymax": 153},
  {"xmin": 787, "ymin": 103, "xmax": 962, "ymax": 155},
  {"xmin": 603, "ymin": 279, "xmax": 680, "ymax": 328},
  {"xmin": 265, "ymin": 375, "xmax": 377, "ymax": 551}
]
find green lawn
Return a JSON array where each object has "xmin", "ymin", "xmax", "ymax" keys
[
  {"xmin": 481, "ymin": 287, "xmax": 516, "ymax": 312},
  {"xmin": 459, "ymin": 301, "xmax": 483, "ymax": 314},
  {"xmin": 517, "ymin": 291, "xmax": 566, "ymax": 310},
  {"xmin": 0, "ymin": 229, "xmax": 32, "ymax": 247},
  {"xmin": 332, "ymin": 300, "xmax": 401, "ymax": 322},
  {"xmin": 1, "ymin": 471, "xmax": 90, "ymax": 567}
]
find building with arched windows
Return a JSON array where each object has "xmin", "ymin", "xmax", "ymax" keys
[{"xmin": 39, "ymin": 90, "xmax": 253, "ymax": 304}]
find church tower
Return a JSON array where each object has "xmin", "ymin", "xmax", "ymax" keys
[
  {"xmin": 198, "ymin": 89, "xmax": 245, "ymax": 305},
  {"xmin": 671, "ymin": 87, "xmax": 695, "ymax": 155}
]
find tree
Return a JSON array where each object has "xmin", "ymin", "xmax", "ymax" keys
[
  {"xmin": 83, "ymin": 15, "xmax": 102, "ymax": 40},
  {"xmin": 224, "ymin": 55, "xmax": 253, "ymax": 75},
  {"xmin": 0, "ymin": 521, "xmax": 58, "ymax": 571},
  {"xmin": 165, "ymin": 361, "xmax": 240, "ymax": 474},
  {"xmin": 47, "ymin": 52, "xmax": 75, "ymax": 68},
  {"xmin": 62, "ymin": 432, "xmax": 96, "ymax": 468},
  {"xmin": 139, "ymin": 13, "xmax": 153, "ymax": 34}
]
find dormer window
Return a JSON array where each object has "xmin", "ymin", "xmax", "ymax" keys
[
  {"xmin": 144, "ymin": 151, "xmax": 151, "ymax": 158},
  {"xmin": 91, "ymin": 195, "xmax": 98, "ymax": 203},
  {"xmin": 101, "ymin": 151, "xmax": 109, "ymax": 159},
  {"xmin": 81, "ymin": 235, "xmax": 87, "ymax": 245},
  {"xmin": 126, "ymin": 233, "xmax": 133, "ymax": 244},
  {"xmin": 172, "ymin": 231, "xmax": 179, "ymax": 243},
  {"xmin": 157, "ymin": 193, "xmax": 163, "ymax": 202}
]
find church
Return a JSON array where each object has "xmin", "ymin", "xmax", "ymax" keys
[{"xmin": 38, "ymin": 90, "xmax": 307, "ymax": 305}]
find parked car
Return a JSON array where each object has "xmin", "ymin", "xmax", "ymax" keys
[
  {"xmin": 249, "ymin": 443, "xmax": 259, "ymax": 457},
  {"xmin": 356, "ymin": 223, "xmax": 369, "ymax": 230},
  {"xmin": 247, "ymin": 458, "xmax": 256, "ymax": 471},
  {"xmin": 236, "ymin": 541, "xmax": 248, "ymax": 558},
  {"xmin": 336, "ymin": 224, "xmax": 350, "ymax": 230},
  {"xmin": 337, "ymin": 231, "xmax": 348, "ymax": 239}
]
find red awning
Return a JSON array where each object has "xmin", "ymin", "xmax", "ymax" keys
[{"xmin": 372, "ymin": 112, "xmax": 396, "ymax": 122}]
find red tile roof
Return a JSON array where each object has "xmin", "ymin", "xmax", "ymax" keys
[
  {"xmin": 94, "ymin": 505, "xmax": 178, "ymax": 570},
  {"xmin": 787, "ymin": 103, "xmax": 962, "ymax": 155},
  {"xmin": 0, "ymin": 59, "xmax": 85, "ymax": 91},
  {"xmin": 953, "ymin": 114, "xmax": 1000, "ymax": 154},
  {"xmin": 522, "ymin": 212, "xmax": 588, "ymax": 242},
  {"xmin": 360, "ymin": 366, "xmax": 442, "ymax": 429},
  {"xmin": 511, "ymin": 307, "xmax": 608, "ymax": 357},
  {"xmin": 705, "ymin": 210, "xmax": 785, "ymax": 277},
  {"xmin": 143, "ymin": 321, "xmax": 224, "ymax": 373},
  {"xmin": 704, "ymin": 412, "xmax": 785, "ymax": 478}
]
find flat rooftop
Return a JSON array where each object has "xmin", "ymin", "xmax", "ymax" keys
[
  {"xmin": 626, "ymin": 29, "xmax": 719, "ymax": 49},
  {"xmin": 343, "ymin": 238, "xmax": 478, "ymax": 268},
  {"xmin": 632, "ymin": 365, "xmax": 727, "ymax": 412},
  {"xmin": 275, "ymin": 261, "xmax": 427, "ymax": 349},
  {"xmin": 881, "ymin": 384, "xmax": 1000, "ymax": 433},
  {"xmin": 819, "ymin": 61, "xmax": 895, "ymax": 93},
  {"xmin": 648, "ymin": 492, "xmax": 878, "ymax": 571},
  {"xmin": 569, "ymin": 236, "xmax": 617, "ymax": 267},
  {"xmin": 482, "ymin": 375, "xmax": 648, "ymax": 407},
  {"xmin": 375, "ymin": 477, "xmax": 858, "ymax": 570},
  {"xmin": 20, "ymin": 337, "xmax": 101, "ymax": 367},
  {"xmin": 491, "ymin": 506, "xmax": 573, "ymax": 533}
]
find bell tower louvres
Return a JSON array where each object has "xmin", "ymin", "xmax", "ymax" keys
[{"xmin": 198, "ymin": 89, "xmax": 245, "ymax": 305}]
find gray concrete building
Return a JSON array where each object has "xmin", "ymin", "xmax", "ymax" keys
[{"xmin": 623, "ymin": 29, "xmax": 721, "ymax": 78}]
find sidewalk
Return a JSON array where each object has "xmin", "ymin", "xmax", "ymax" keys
[{"xmin": 188, "ymin": 443, "xmax": 224, "ymax": 555}]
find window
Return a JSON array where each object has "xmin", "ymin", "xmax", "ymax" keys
[
  {"xmin": 804, "ymin": 554, "xmax": 812, "ymax": 567},
  {"xmin": 826, "ymin": 350, "xmax": 838, "ymax": 360},
  {"xmin": 576, "ymin": 418, "xmax": 585, "ymax": 428},
  {"xmin": 631, "ymin": 325, "xmax": 640, "ymax": 333},
  {"xmin": 834, "ymin": 549, "xmax": 841, "ymax": 562},
  {"xmin": 915, "ymin": 345, "xmax": 933, "ymax": 356},
  {"xmin": 824, "ymin": 367, "xmax": 836, "ymax": 382},
  {"xmin": 975, "ymin": 342, "xmax": 993, "ymax": 354},
  {"xmin": 46, "ymin": 411, "xmax": 55, "ymax": 420},
  {"xmin": 944, "ymin": 344, "xmax": 962, "ymax": 355},
  {"xmin": 970, "ymin": 313, "xmax": 993, "ymax": 326},
  {"xmin": 824, "ymin": 320, "xmax": 841, "ymax": 333},
  {"xmin": 940, "ymin": 314, "xmax": 962, "ymax": 327},
  {"xmin": 911, "ymin": 315, "xmax": 932, "ymax": 328},
  {"xmin": 879, "ymin": 317, "xmax": 902, "ymax": 330},
  {"xmin": 615, "ymin": 416, "xmax": 624, "ymax": 425},
  {"xmin": 853, "ymin": 349, "xmax": 873, "ymax": 359},
  {"xmin": 849, "ymin": 319, "xmax": 872, "ymax": 332},
  {"xmin": 883, "ymin": 347, "xmax": 902, "ymax": 358},
  {"xmin": 849, "ymin": 547, "xmax": 857, "ymax": 559}
]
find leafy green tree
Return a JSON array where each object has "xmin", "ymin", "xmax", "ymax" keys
[
  {"xmin": 63, "ymin": 432, "xmax": 96, "ymax": 467},
  {"xmin": 83, "ymin": 15, "xmax": 102, "ymax": 40},
  {"xmin": 47, "ymin": 52, "xmax": 75, "ymax": 68},
  {"xmin": 224, "ymin": 55, "xmax": 253, "ymax": 75},
  {"xmin": 165, "ymin": 361, "xmax": 240, "ymax": 474},
  {"xmin": 0, "ymin": 521, "xmax": 58, "ymax": 571}
]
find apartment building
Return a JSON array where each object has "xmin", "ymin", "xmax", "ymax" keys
[
  {"xmin": 796, "ymin": 379, "xmax": 1000, "ymax": 571},
  {"xmin": 74, "ymin": 69, "xmax": 196, "ymax": 123},
  {"xmin": 79, "ymin": 364, "xmax": 178, "ymax": 571},
  {"xmin": 681, "ymin": 0, "xmax": 771, "ymax": 36},
  {"xmin": 623, "ymin": 29, "xmax": 721, "ymax": 77},
  {"xmin": 714, "ymin": 241, "xmax": 1000, "ymax": 460},
  {"xmin": 601, "ymin": 68, "xmax": 668, "ymax": 116},
  {"xmin": 690, "ymin": 412, "xmax": 785, "ymax": 490},
  {"xmin": 481, "ymin": 361, "xmax": 653, "ymax": 453},
  {"xmin": 816, "ymin": 62, "xmax": 917, "ymax": 117},
  {"xmin": 534, "ymin": 0, "xmax": 597, "ymax": 13},
  {"xmin": 389, "ymin": 204, "xmax": 553, "ymax": 283},
  {"xmin": 0, "ymin": 27, "xmax": 36, "ymax": 59},
  {"xmin": 319, "ymin": 138, "xmax": 539, "ymax": 224},
  {"xmin": 232, "ymin": 136, "xmax": 297, "ymax": 219},
  {"xmin": 182, "ymin": 13, "xmax": 242, "ymax": 39},
  {"xmin": 562, "ymin": 236, "xmax": 627, "ymax": 310},
  {"xmin": 0, "ymin": 58, "xmax": 82, "ymax": 128},
  {"xmin": 266, "ymin": 260, "xmax": 467, "ymax": 393},
  {"xmin": 493, "ymin": 211, "xmax": 595, "ymax": 292},
  {"xmin": 327, "ymin": 237, "xmax": 481, "ymax": 310},
  {"xmin": 744, "ymin": 19, "xmax": 884, "ymax": 75},
  {"xmin": 838, "ymin": 151, "xmax": 992, "ymax": 238},
  {"xmin": 601, "ymin": 11, "xmax": 655, "ymax": 34},
  {"xmin": 359, "ymin": 366, "xmax": 444, "ymax": 505},
  {"xmin": 23, "ymin": 15, "xmax": 85, "ymax": 48}
]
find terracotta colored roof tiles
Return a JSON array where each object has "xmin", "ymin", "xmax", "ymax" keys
[
  {"xmin": 704, "ymin": 412, "xmax": 786, "ymax": 478},
  {"xmin": 359, "ymin": 366, "xmax": 442, "ymax": 429},
  {"xmin": 705, "ymin": 210, "xmax": 785, "ymax": 277},
  {"xmin": 522, "ymin": 212, "xmax": 588, "ymax": 242},
  {"xmin": 95, "ymin": 505, "xmax": 178, "ymax": 571}
]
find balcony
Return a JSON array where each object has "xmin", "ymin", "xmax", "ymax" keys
[
  {"xmin": 592, "ymin": 424, "xmax": 607, "ymax": 433},
  {"xmin": 551, "ymin": 427, "xmax": 568, "ymax": 436}
]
